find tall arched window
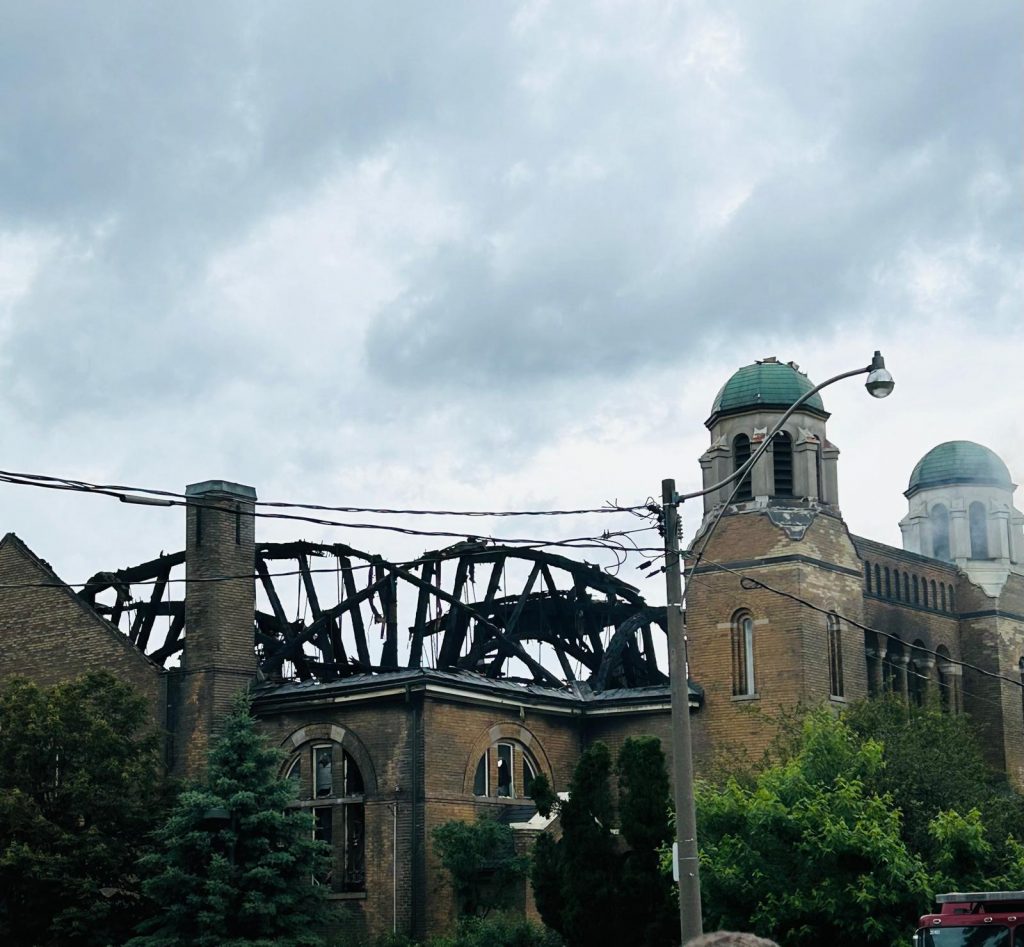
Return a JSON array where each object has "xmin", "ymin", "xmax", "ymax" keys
[
  {"xmin": 940, "ymin": 583, "xmax": 947, "ymax": 612},
  {"xmin": 733, "ymin": 435, "xmax": 752, "ymax": 501},
  {"xmin": 1019, "ymin": 658, "xmax": 1024, "ymax": 725},
  {"xmin": 936, "ymin": 646, "xmax": 953, "ymax": 713},
  {"xmin": 864, "ymin": 561, "xmax": 872, "ymax": 593},
  {"xmin": 948, "ymin": 586, "xmax": 956, "ymax": 611},
  {"xmin": 903, "ymin": 572, "xmax": 911, "ymax": 602},
  {"xmin": 909, "ymin": 641, "xmax": 927, "ymax": 707},
  {"xmin": 286, "ymin": 744, "xmax": 365, "ymax": 892},
  {"xmin": 970, "ymin": 502, "xmax": 989, "ymax": 559},
  {"xmin": 772, "ymin": 431, "xmax": 793, "ymax": 497},
  {"xmin": 874, "ymin": 564, "xmax": 881, "ymax": 595},
  {"xmin": 930, "ymin": 504, "xmax": 951, "ymax": 561},
  {"xmin": 884, "ymin": 567, "xmax": 892, "ymax": 598},
  {"xmin": 827, "ymin": 613, "xmax": 844, "ymax": 698},
  {"xmin": 732, "ymin": 611, "xmax": 756, "ymax": 696},
  {"xmin": 912, "ymin": 575, "xmax": 919, "ymax": 605}
]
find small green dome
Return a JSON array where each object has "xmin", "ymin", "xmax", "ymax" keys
[
  {"xmin": 708, "ymin": 359, "xmax": 826, "ymax": 427},
  {"xmin": 907, "ymin": 441, "xmax": 1012, "ymax": 496}
]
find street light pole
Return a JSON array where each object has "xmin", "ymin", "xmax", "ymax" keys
[
  {"xmin": 663, "ymin": 351, "xmax": 894, "ymax": 945},
  {"xmin": 663, "ymin": 476, "xmax": 702, "ymax": 944}
]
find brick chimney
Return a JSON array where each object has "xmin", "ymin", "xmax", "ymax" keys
[{"xmin": 172, "ymin": 479, "xmax": 257, "ymax": 778}]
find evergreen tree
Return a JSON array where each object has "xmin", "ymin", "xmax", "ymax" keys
[
  {"xmin": 129, "ymin": 692, "xmax": 329, "ymax": 947},
  {"xmin": 531, "ymin": 739, "xmax": 676, "ymax": 947},
  {"xmin": 0, "ymin": 672, "xmax": 165, "ymax": 947},
  {"xmin": 617, "ymin": 737, "xmax": 676, "ymax": 947}
]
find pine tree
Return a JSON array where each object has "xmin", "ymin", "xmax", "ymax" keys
[
  {"xmin": 530, "ymin": 738, "xmax": 678, "ymax": 946},
  {"xmin": 129, "ymin": 692, "xmax": 329, "ymax": 947}
]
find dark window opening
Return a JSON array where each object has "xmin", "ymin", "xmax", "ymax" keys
[
  {"xmin": 772, "ymin": 431, "xmax": 793, "ymax": 497},
  {"xmin": 884, "ymin": 567, "xmax": 891, "ymax": 598},
  {"xmin": 733, "ymin": 435, "xmax": 752, "ymax": 502},
  {"xmin": 893, "ymin": 570, "xmax": 901, "ymax": 601},
  {"xmin": 314, "ymin": 746, "xmax": 333, "ymax": 798},
  {"xmin": 473, "ymin": 752, "xmax": 488, "ymax": 796},
  {"xmin": 874, "ymin": 564, "xmax": 881, "ymax": 594},
  {"xmin": 912, "ymin": 575, "xmax": 919, "ymax": 605},
  {"xmin": 496, "ymin": 743, "xmax": 513, "ymax": 797},
  {"xmin": 827, "ymin": 614, "xmax": 844, "ymax": 698},
  {"xmin": 865, "ymin": 561, "xmax": 872, "ymax": 593}
]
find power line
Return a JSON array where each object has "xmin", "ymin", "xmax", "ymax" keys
[{"xmin": 0, "ymin": 467, "xmax": 646, "ymax": 519}]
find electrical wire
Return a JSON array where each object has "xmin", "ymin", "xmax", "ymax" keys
[{"xmin": 0, "ymin": 467, "xmax": 646, "ymax": 518}]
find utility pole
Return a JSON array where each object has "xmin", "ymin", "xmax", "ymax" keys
[{"xmin": 663, "ymin": 477, "xmax": 702, "ymax": 944}]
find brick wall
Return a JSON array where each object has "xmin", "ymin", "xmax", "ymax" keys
[{"xmin": 0, "ymin": 533, "xmax": 166, "ymax": 727}]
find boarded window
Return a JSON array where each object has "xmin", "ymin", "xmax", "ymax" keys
[{"xmin": 733, "ymin": 435, "xmax": 752, "ymax": 501}]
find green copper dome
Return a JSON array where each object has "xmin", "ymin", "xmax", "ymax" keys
[
  {"xmin": 907, "ymin": 441, "xmax": 1013, "ymax": 496},
  {"xmin": 708, "ymin": 359, "xmax": 826, "ymax": 427}
]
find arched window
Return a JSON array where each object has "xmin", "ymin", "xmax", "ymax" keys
[
  {"xmin": 884, "ymin": 567, "xmax": 892, "ymax": 598},
  {"xmin": 864, "ymin": 560, "xmax": 872, "ymax": 593},
  {"xmin": 912, "ymin": 575, "xmax": 919, "ymax": 605},
  {"xmin": 733, "ymin": 435, "xmax": 752, "ymax": 501},
  {"xmin": 1019, "ymin": 658, "xmax": 1024, "ymax": 725},
  {"xmin": 970, "ymin": 502, "xmax": 989, "ymax": 559},
  {"xmin": 473, "ymin": 742, "xmax": 539, "ymax": 799},
  {"xmin": 930, "ymin": 504, "xmax": 951, "ymax": 561},
  {"xmin": 948, "ymin": 586, "xmax": 956, "ymax": 612},
  {"xmin": 827, "ymin": 613, "xmax": 844, "ymax": 698},
  {"xmin": 903, "ymin": 572, "xmax": 911, "ymax": 602},
  {"xmin": 772, "ymin": 431, "xmax": 793, "ymax": 497},
  {"xmin": 732, "ymin": 611, "xmax": 756, "ymax": 697},
  {"xmin": 909, "ymin": 641, "xmax": 927, "ymax": 707},
  {"xmin": 923, "ymin": 579, "xmax": 931, "ymax": 608},
  {"xmin": 285, "ymin": 744, "xmax": 365, "ymax": 892},
  {"xmin": 937, "ymin": 646, "xmax": 953, "ymax": 713},
  {"xmin": 940, "ymin": 583, "xmax": 947, "ymax": 612}
]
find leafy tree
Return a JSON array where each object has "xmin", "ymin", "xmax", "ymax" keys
[
  {"xmin": 129, "ymin": 691, "xmax": 329, "ymax": 947},
  {"xmin": 433, "ymin": 814, "xmax": 529, "ymax": 917},
  {"xmin": 696, "ymin": 710, "xmax": 931, "ymax": 947},
  {"xmin": 0, "ymin": 672, "xmax": 165, "ymax": 947},
  {"xmin": 843, "ymin": 696, "xmax": 1024, "ymax": 869},
  {"xmin": 531, "ymin": 738, "xmax": 677, "ymax": 947}
]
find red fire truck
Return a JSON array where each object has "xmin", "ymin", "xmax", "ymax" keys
[{"xmin": 915, "ymin": 891, "xmax": 1024, "ymax": 946}]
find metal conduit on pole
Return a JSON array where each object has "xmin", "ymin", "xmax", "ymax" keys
[{"xmin": 662, "ymin": 351, "xmax": 894, "ymax": 944}]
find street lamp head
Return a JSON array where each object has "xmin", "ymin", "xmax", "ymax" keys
[{"xmin": 865, "ymin": 350, "xmax": 894, "ymax": 399}]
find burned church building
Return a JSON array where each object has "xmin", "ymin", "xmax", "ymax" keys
[{"xmin": 1, "ymin": 358, "xmax": 1022, "ymax": 941}]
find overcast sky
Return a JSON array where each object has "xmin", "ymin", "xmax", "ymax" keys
[{"xmin": 0, "ymin": 0, "xmax": 1021, "ymax": 611}]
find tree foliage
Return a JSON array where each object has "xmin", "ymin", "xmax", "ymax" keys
[
  {"xmin": 129, "ymin": 691, "xmax": 329, "ymax": 947},
  {"xmin": 432, "ymin": 814, "xmax": 529, "ymax": 917},
  {"xmin": 530, "ymin": 737, "xmax": 676, "ymax": 947},
  {"xmin": 697, "ymin": 710, "xmax": 930, "ymax": 947},
  {"xmin": 843, "ymin": 696, "xmax": 1024, "ymax": 871},
  {"xmin": 696, "ymin": 702, "xmax": 1024, "ymax": 946},
  {"xmin": 0, "ymin": 672, "xmax": 165, "ymax": 947}
]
